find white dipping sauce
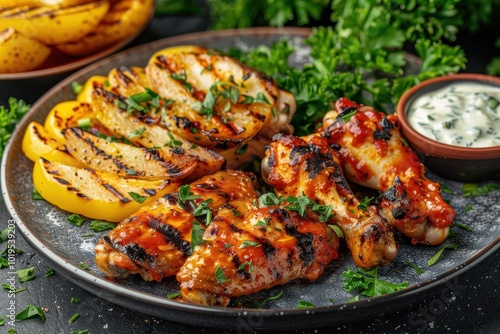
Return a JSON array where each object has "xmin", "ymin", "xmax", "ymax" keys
[{"xmin": 408, "ymin": 82, "xmax": 500, "ymax": 147}]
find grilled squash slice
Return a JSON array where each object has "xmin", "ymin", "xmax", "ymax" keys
[
  {"xmin": 33, "ymin": 157, "xmax": 180, "ymax": 222},
  {"xmin": 64, "ymin": 127, "xmax": 197, "ymax": 180}
]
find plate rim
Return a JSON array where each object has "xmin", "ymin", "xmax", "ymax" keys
[{"xmin": 2, "ymin": 26, "xmax": 499, "ymax": 330}]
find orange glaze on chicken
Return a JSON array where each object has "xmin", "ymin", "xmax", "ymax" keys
[
  {"xmin": 322, "ymin": 97, "xmax": 456, "ymax": 245},
  {"xmin": 261, "ymin": 133, "xmax": 397, "ymax": 268},
  {"xmin": 94, "ymin": 170, "xmax": 258, "ymax": 282},
  {"xmin": 177, "ymin": 198, "xmax": 339, "ymax": 306}
]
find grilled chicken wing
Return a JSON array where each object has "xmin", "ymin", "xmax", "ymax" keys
[
  {"xmin": 177, "ymin": 198, "xmax": 339, "ymax": 306},
  {"xmin": 261, "ymin": 134, "xmax": 397, "ymax": 268},
  {"xmin": 95, "ymin": 170, "xmax": 258, "ymax": 282},
  {"xmin": 322, "ymin": 97, "xmax": 456, "ymax": 245}
]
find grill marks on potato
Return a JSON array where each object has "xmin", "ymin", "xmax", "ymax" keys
[
  {"xmin": 39, "ymin": 157, "xmax": 164, "ymax": 203},
  {"xmin": 64, "ymin": 127, "xmax": 196, "ymax": 180},
  {"xmin": 146, "ymin": 49, "xmax": 273, "ymax": 148}
]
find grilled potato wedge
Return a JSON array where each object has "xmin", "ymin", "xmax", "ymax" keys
[
  {"xmin": 0, "ymin": 0, "xmax": 110, "ymax": 45},
  {"xmin": 33, "ymin": 157, "xmax": 180, "ymax": 222},
  {"xmin": 44, "ymin": 100, "xmax": 95, "ymax": 144},
  {"xmin": 146, "ymin": 48, "xmax": 270, "ymax": 148},
  {"xmin": 55, "ymin": 0, "xmax": 154, "ymax": 56},
  {"xmin": 92, "ymin": 87, "xmax": 226, "ymax": 180},
  {"xmin": 64, "ymin": 127, "xmax": 197, "ymax": 180},
  {"xmin": 22, "ymin": 121, "xmax": 83, "ymax": 167},
  {"xmin": 0, "ymin": 28, "xmax": 51, "ymax": 73}
]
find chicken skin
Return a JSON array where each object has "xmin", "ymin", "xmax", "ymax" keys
[
  {"xmin": 262, "ymin": 134, "xmax": 397, "ymax": 268},
  {"xmin": 322, "ymin": 97, "xmax": 456, "ymax": 245},
  {"xmin": 177, "ymin": 197, "xmax": 339, "ymax": 306},
  {"xmin": 95, "ymin": 170, "xmax": 258, "ymax": 282}
]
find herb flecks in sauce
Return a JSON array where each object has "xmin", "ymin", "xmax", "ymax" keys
[{"xmin": 408, "ymin": 83, "xmax": 500, "ymax": 148}]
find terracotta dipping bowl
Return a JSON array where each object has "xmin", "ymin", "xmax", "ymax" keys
[{"xmin": 396, "ymin": 73, "xmax": 500, "ymax": 182}]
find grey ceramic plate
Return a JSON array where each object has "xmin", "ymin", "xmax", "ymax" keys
[{"xmin": 2, "ymin": 28, "xmax": 500, "ymax": 331}]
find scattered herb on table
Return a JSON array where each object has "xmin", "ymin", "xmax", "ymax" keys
[
  {"xmin": 71, "ymin": 297, "xmax": 80, "ymax": 303},
  {"xmin": 69, "ymin": 312, "xmax": 80, "ymax": 323},
  {"xmin": 79, "ymin": 262, "xmax": 89, "ymax": 270},
  {"xmin": 342, "ymin": 266, "xmax": 409, "ymax": 297},
  {"xmin": 1, "ymin": 284, "xmax": 26, "ymax": 293}
]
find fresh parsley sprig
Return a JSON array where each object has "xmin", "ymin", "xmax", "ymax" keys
[
  {"xmin": 257, "ymin": 193, "xmax": 334, "ymax": 222},
  {"xmin": 0, "ymin": 97, "xmax": 30, "ymax": 157}
]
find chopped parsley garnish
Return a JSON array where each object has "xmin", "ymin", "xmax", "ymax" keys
[
  {"xmin": 69, "ymin": 313, "xmax": 80, "ymax": 323},
  {"xmin": 165, "ymin": 132, "xmax": 183, "ymax": 147},
  {"xmin": 127, "ymin": 127, "xmax": 146, "ymax": 138},
  {"xmin": 328, "ymin": 224, "xmax": 344, "ymax": 238},
  {"xmin": 235, "ymin": 143, "xmax": 248, "ymax": 155},
  {"xmin": 45, "ymin": 267, "xmax": 55, "ymax": 277},
  {"xmin": 255, "ymin": 218, "xmax": 271, "ymax": 227},
  {"xmin": 167, "ymin": 291, "xmax": 181, "ymax": 299},
  {"xmin": 192, "ymin": 199, "xmax": 213, "ymax": 225},
  {"xmin": 178, "ymin": 185, "xmax": 201, "ymax": 203},
  {"xmin": 240, "ymin": 240, "xmax": 260, "ymax": 248},
  {"xmin": 191, "ymin": 220, "xmax": 205, "ymax": 252},
  {"xmin": 296, "ymin": 300, "xmax": 316, "ymax": 308},
  {"xmin": 215, "ymin": 265, "xmax": 229, "ymax": 284},
  {"xmin": 455, "ymin": 223, "xmax": 473, "ymax": 232},
  {"xmin": 171, "ymin": 70, "xmax": 193, "ymax": 93},
  {"xmin": 257, "ymin": 193, "xmax": 333, "ymax": 223},
  {"xmin": 342, "ymin": 266, "xmax": 409, "ymax": 297},
  {"xmin": 462, "ymin": 183, "xmax": 500, "ymax": 197},
  {"xmin": 67, "ymin": 214, "xmax": 86, "ymax": 227},
  {"xmin": 405, "ymin": 260, "xmax": 424, "ymax": 274},
  {"xmin": 15, "ymin": 304, "xmax": 46, "ymax": 322},
  {"xmin": 238, "ymin": 261, "xmax": 253, "ymax": 273},
  {"xmin": 17, "ymin": 267, "xmax": 35, "ymax": 283},
  {"xmin": 340, "ymin": 110, "xmax": 356, "ymax": 123},
  {"xmin": 88, "ymin": 220, "xmax": 115, "ymax": 232},
  {"xmin": 356, "ymin": 196, "xmax": 374, "ymax": 211},
  {"xmin": 71, "ymin": 81, "xmax": 83, "ymax": 95},
  {"xmin": 128, "ymin": 192, "xmax": 148, "ymax": 204},
  {"xmin": 32, "ymin": 187, "xmax": 44, "ymax": 200}
]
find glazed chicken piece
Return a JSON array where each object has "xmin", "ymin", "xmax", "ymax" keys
[
  {"xmin": 95, "ymin": 170, "xmax": 258, "ymax": 282},
  {"xmin": 261, "ymin": 134, "xmax": 397, "ymax": 268},
  {"xmin": 177, "ymin": 197, "xmax": 339, "ymax": 306},
  {"xmin": 322, "ymin": 97, "xmax": 456, "ymax": 245}
]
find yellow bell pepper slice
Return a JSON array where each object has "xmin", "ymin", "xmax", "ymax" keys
[
  {"xmin": 43, "ymin": 100, "xmax": 95, "ymax": 144},
  {"xmin": 33, "ymin": 158, "xmax": 181, "ymax": 222},
  {"xmin": 22, "ymin": 121, "xmax": 83, "ymax": 166},
  {"xmin": 76, "ymin": 75, "xmax": 108, "ymax": 103}
]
